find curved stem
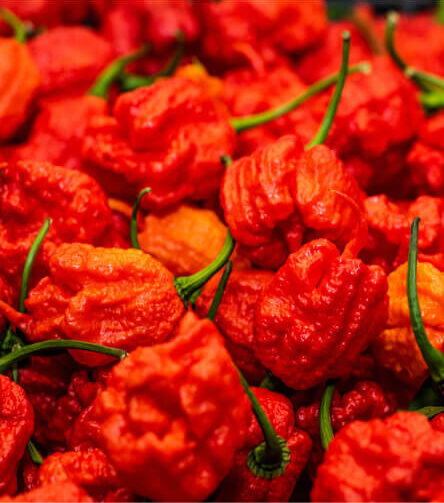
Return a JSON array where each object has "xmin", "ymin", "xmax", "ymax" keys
[
  {"xmin": 306, "ymin": 31, "xmax": 351, "ymax": 150},
  {"xmin": 420, "ymin": 91, "xmax": 444, "ymax": 110},
  {"xmin": 407, "ymin": 218, "xmax": 444, "ymax": 391},
  {"xmin": 238, "ymin": 370, "xmax": 290, "ymax": 479},
  {"xmin": 207, "ymin": 261, "xmax": 232, "ymax": 321},
  {"xmin": 415, "ymin": 405, "xmax": 444, "ymax": 419},
  {"xmin": 406, "ymin": 68, "xmax": 444, "ymax": 92},
  {"xmin": 0, "ymin": 8, "xmax": 26, "ymax": 43},
  {"xmin": 89, "ymin": 45, "xmax": 150, "ymax": 99},
  {"xmin": 320, "ymin": 382, "xmax": 335, "ymax": 450},
  {"xmin": 221, "ymin": 155, "xmax": 233, "ymax": 168},
  {"xmin": 0, "ymin": 340, "xmax": 127, "ymax": 374},
  {"xmin": 349, "ymin": 10, "xmax": 383, "ymax": 54},
  {"xmin": 231, "ymin": 61, "xmax": 368, "ymax": 134},
  {"xmin": 19, "ymin": 219, "xmax": 51, "ymax": 314},
  {"xmin": 130, "ymin": 188, "xmax": 151, "ymax": 250},
  {"xmin": 174, "ymin": 230, "xmax": 235, "ymax": 302},
  {"xmin": 121, "ymin": 31, "xmax": 185, "ymax": 92},
  {"xmin": 27, "ymin": 441, "xmax": 43, "ymax": 465}
]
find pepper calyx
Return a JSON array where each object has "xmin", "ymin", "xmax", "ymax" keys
[{"xmin": 247, "ymin": 436, "xmax": 291, "ymax": 480}]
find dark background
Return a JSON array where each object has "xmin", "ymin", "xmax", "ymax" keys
[{"xmin": 327, "ymin": 0, "xmax": 437, "ymax": 12}]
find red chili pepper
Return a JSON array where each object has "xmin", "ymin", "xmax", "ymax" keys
[
  {"xmin": 0, "ymin": 481, "xmax": 92, "ymax": 502},
  {"xmin": 255, "ymin": 239, "xmax": 388, "ymax": 389},
  {"xmin": 311, "ymin": 411, "xmax": 444, "ymax": 502},
  {"xmin": 195, "ymin": 269, "xmax": 272, "ymax": 383},
  {"xmin": 92, "ymin": 311, "xmax": 250, "ymax": 501},
  {"xmin": 216, "ymin": 387, "xmax": 312, "ymax": 502},
  {"xmin": 0, "ymin": 375, "xmax": 34, "ymax": 495}
]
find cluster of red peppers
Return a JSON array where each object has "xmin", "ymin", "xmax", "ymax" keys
[{"xmin": 0, "ymin": 1, "xmax": 443, "ymax": 502}]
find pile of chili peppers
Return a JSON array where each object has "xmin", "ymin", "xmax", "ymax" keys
[{"xmin": 0, "ymin": 1, "xmax": 443, "ymax": 502}]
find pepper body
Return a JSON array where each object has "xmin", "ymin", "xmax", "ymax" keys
[
  {"xmin": 0, "ymin": 36, "xmax": 40, "ymax": 142},
  {"xmin": 216, "ymin": 388, "xmax": 312, "ymax": 502},
  {"xmin": 195, "ymin": 269, "xmax": 272, "ymax": 383},
  {"xmin": 0, "ymin": 482, "xmax": 92, "ymax": 502},
  {"xmin": 0, "ymin": 375, "xmax": 34, "ymax": 495},
  {"xmin": 221, "ymin": 136, "xmax": 364, "ymax": 268},
  {"xmin": 372, "ymin": 261, "xmax": 444, "ymax": 387},
  {"xmin": 0, "ymin": 244, "xmax": 185, "ymax": 366},
  {"xmin": 83, "ymin": 77, "xmax": 236, "ymax": 210},
  {"xmin": 311, "ymin": 411, "xmax": 444, "ymax": 502},
  {"xmin": 255, "ymin": 239, "xmax": 388, "ymax": 389},
  {"xmin": 0, "ymin": 161, "xmax": 115, "ymax": 297},
  {"xmin": 92, "ymin": 311, "xmax": 250, "ymax": 502}
]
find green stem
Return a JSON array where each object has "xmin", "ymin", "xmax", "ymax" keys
[
  {"xmin": 231, "ymin": 61, "xmax": 368, "ymax": 134},
  {"xmin": 320, "ymin": 382, "xmax": 335, "ymax": 450},
  {"xmin": 306, "ymin": 31, "xmax": 351, "ymax": 150},
  {"xmin": 89, "ymin": 45, "xmax": 150, "ymax": 99},
  {"xmin": 174, "ymin": 231, "xmax": 235, "ymax": 302},
  {"xmin": 19, "ymin": 219, "xmax": 51, "ymax": 313},
  {"xmin": 407, "ymin": 218, "xmax": 444, "ymax": 392},
  {"xmin": 207, "ymin": 261, "xmax": 232, "ymax": 321},
  {"xmin": 385, "ymin": 12, "xmax": 431, "ymax": 93},
  {"xmin": 0, "ymin": 340, "xmax": 127, "ymax": 374},
  {"xmin": 349, "ymin": 10, "xmax": 383, "ymax": 54},
  {"xmin": 221, "ymin": 155, "xmax": 233, "ymax": 168},
  {"xmin": 27, "ymin": 441, "xmax": 43, "ymax": 465},
  {"xmin": 120, "ymin": 31, "xmax": 184, "ymax": 92},
  {"xmin": 437, "ymin": 0, "xmax": 444, "ymax": 24},
  {"xmin": 0, "ymin": 8, "xmax": 26, "ymax": 43},
  {"xmin": 130, "ymin": 188, "xmax": 151, "ymax": 250},
  {"xmin": 406, "ymin": 68, "xmax": 444, "ymax": 92},
  {"xmin": 415, "ymin": 405, "xmax": 444, "ymax": 419},
  {"xmin": 408, "ymin": 377, "xmax": 443, "ymax": 411},
  {"xmin": 420, "ymin": 91, "xmax": 444, "ymax": 110},
  {"xmin": 238, "ymin": 370, "xmax": 290, "ymax": 479}
]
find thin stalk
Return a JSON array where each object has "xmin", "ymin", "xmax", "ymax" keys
[
  {"xmin": 407, "ymin": 218, "xmax": 444, "ymax": 391},
  {"xmin": 0, "ymin": 8, "xmax": 26, "ymax": 43},
  {"xmin": 231, "ymin": 62, "xmax": 369, "ymax": 134},
  {"xmin": 415, "ymin": 406, "xmax": 444, "ymax": 419},
  {"xmin": 320, "ymin": 382, "xmax": 335, "ymax": 450},
  {"xmin": 89, "ymin": 45, "xmax": 150, "ymax": 99},
  {"xmin": 130, "ymin": 188, "xmax": 151, "ymax": 250},
  {"xmin": 221, "ymin": 155, "xmax": 233, "ymax": 168},
  {"xmin": 306, "ymin": 31, "xmax": 351, "ymax": 150},
  {"xmin": 406, "ymin": 68, "xmax": 444, "ymax": 92},
  {"xmin": 207, "ymin": 262, "xmax": 232, "ymax": 321}
]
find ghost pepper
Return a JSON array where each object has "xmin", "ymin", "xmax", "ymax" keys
[
  {"xmin": 0, "ymin": 375, "xmax": 34, "ymax": 495},
  {"xmin": 311, "ymin": 411, "xmax": 444, "ymax": 502},
  {"xmin": 0, "ymin": 160, "xmax": 115, "ymax": 297},
  {"xmin": 92, "ymin": 311, "xmax": 250, "ymax": 501},
  {"xmin": 37, "ymin": 449, "xmax": 133, "ymax": 502},
  {"xmin": 0, "ymin": 9, "xmax": 39, "ymax": 142},
  {"xmin": 195, "ymin": 269, "xmax": 272, "ymax": 383},
  {"xmin": 216, "ymin": 388, "xmax": 312, "ymax": 502},
  {"xmin": 0, "ymin": 482, "xmax": 92, "ymax": 502}
]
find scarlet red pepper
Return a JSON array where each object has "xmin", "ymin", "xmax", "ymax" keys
[
  {"xmin": 195, "ymin": 269, "xmax": 272, "ymax": 383},
  {"xmin": 216, "ymin": 388, "xmax": 312, "ymax": 502},
  {"xmin": 311, "ymin": 411, "xmax": 444, "ymax": 502},
  {"xmin": 255, "ymin": 239, "xmax": 388, "ymax": 389},
  {"xmin": 0, "ymin": 375, "xmax": 34, "ymax": 495},
  {"xmin": 0, "ymin": 481, "xmax": 92, "ymax": 502},
  {"xmin": 92, "ymin": 311, "xmax": 250, "ymax": 501}
]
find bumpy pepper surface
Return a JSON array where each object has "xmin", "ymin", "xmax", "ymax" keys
[
  {"xmin": 221, "ymin": 135, "xmax": 364, "ymax": 268},
  {"xmin": 0, "ymin": 32, "xmax": 39, "ymax": 142},
  {"xmin": 195, "ymin": 269, "xmax": 272, "ymax": 383},
  {"xmin": 0, "ymin": 375, "xmax": 34, "ymax": 495},
  {"xmin": 0, "ymin": 243, "xmax": 185, "ymax": 366},
  {"xmin": 83, "ymin": 77, "xmax": 236, "ymax": 209},
  {"xmin": 255, "ymin": 239, "xmax": 388, "ymax": 389},
  {"xmin": 216, "ymin": 387, "xmax": 312, "ymax": 502},
  {"xmin": 0, "ymin": 482, "xmax": 92, "ymax": 502},
  {"xmin": 0, "ymin": 161, "xmax": 115, "ymax": 297},
  {"xmin": 311, "ymin": 411, "xmax": 444, "ymax": 502},
  {"xmin": 372, "ymin": 261, "xmax": 444, "ymax": 387},
  {"xmin": 92, "ymin": 311, "xmax": 250, "ymax": 502}
]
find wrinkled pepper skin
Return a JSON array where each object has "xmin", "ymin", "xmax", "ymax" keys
[
  {"xmin": 196, "ymin": 0, "xmax": 326, "ymax": 69},
  {"xmin": 195, "ymin": 269, "xmax": 272, "ymax": 384},
  {"xmin": 216, "ymin": 388, "xmax": 312, "ymax": 502},
  {"xmin": 372, "ymin": 261, "xmax": 444, "ymax": 387},
  {"xmin": 0, "ymin": 276, "xmax": 10, "ymax": 333},
  {"xmin": 408, "ymin": 111, "xmax": 444, "ymax": 197},
  {"xmin": 37, "ymin": 449, "xmax": 133, "ymax": 502},
  {"xmin": 311, "ymin": 412, "xmax": 444, "ymax": 502},
  {"xmin": 93, "ymin": 311, "xmax": 250, "ymax": 502},
  {"xmin": 12, "ymin": 95, "xmax": 108, "ymax": 172},
  {"xmin": 29, "ymin": 27, "xmax": 113, "ymax": 98},
  {"xmin": 255, "ymin": 240, "xmax": 388, "ymax": 390},
  {"xmin": 0, "ymin": 244, "xmax": 185, "ymax": 366},
  {"xmin": 0, "ymin": 161, "xmax": 115, "ymax": 297},
  {"xmin": 221, "ymin": 135, "xmax": 364, "ymax": 269},
  {"xmin": 139, "ymin": 204, "xmax": 248, "ymax": 276},
  {"xmin": 0, "ymin": 482, "xmax": 92, "ymax": 503},
  {"xmin": 362, "ymin": 195, "xmax": 444, "ymax": 273},
  {"xmin": 0, "ymin": 36, "xmax": 40, "ymax": 142},
  {"xmin": 101, "ymin": 6, "xmax": 143, "ymax": 57},
  {"xmin": 83, "ymin": 77, "xmax": 236, "ymax": 210},
  {"xmin": 0, "ymin": 375, "xmax": 34, "ymax": 496}
]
